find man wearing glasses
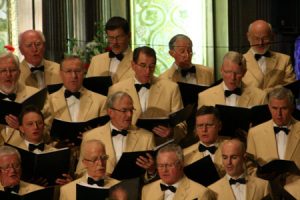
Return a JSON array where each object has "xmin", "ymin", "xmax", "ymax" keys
[
  {"xmin": 108, "ymin": 46, "xmax": 185, "ymax": 144},
  {"xmin": 0, "ymin": 145, "xmax": 43, "ymax": 194},
  {"xmin": 87, "ymin": 16, "xmax": 135, "ymax": 84},
  {"xmin": 18, "ymin": 30, "xmax": 62, "ymax": 89},
  {"xmin": 60, "ymin": 139, "xmax": 119, "ymax": 200},
  {"xmin": 142, "ymin": 144, "xmax": 211, "ymax": 200},
  {"xmin": 198, "ymin": 51, "xmax": 266, "ymax": 108},
  {"xmin": 160, "ymin": 34, "xmax": 214, "ymax": 86},
  {"xmin": 49, "ymin": 55, "xmax": 107, "ymax": 122},
  {"xmin": 243, "ymin": 20, "xmax": 296, "ymax": 91},
  {"xmin": 76, "ymin": 91, "xmax": 155, "ymax": 177}
]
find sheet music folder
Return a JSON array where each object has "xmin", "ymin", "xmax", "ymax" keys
[
  {"xmin": 0, "ymin": 186, "xmax": 55, "ymax": 200},
  {"xmin": 0, "ymin": 88, "xmax": 48, "ymax": 125},
  {"xmin": 177, "ymin": 82, "xmax": 208, "ymax": 106},
  {"xmin": 47, "ymin": 76, "xmax": 112, "ymax": 96},
  {"xmin": 50, "ymin": 115, "xmax": 110, "ymax": 145},
  {"xmin": 111, "ymin": 139, "xmax": 175, "ymax": 180},
  {"xmin": 215, "ymin": 104, "xmax": 271, "ymax": 136},
  {"xmin": 5, "ymin": 144, "xmax": 70, "ymax": 186},
  {"xmin": 184, "ymin": 155, "xmax": 220, "ymax": 187},
  {"xmin": 76, "ymin": 184, "xmax": 109, "ymax": 200},
  {"xmin": 136, "ymin": 104, "xmax": 195, "ymax": 131}
]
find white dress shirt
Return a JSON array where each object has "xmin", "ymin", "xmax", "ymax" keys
[
  {"xmin": 110, "ymin": 123, "xmax": 127, "ymax": 163},
  {"xmin": 134, "ymin": 78, "xmax": 149, "ymax": 113},
  {"xmin": 227, "ymin": 174, "xmax": 246, "ymax": 200},
  {"xmin": 28, "ymin": 63, "xmax": 45, "ymax": 88},
  {"xmin": 273, "ymin": 122, "xmax": 289, "ymax": 159},
  {"xmin": 175, "ymin": 64, "xmax": 197, "ymax": 85},
  {"xmin": 223, "ymin": 82, "xmax": 239, "ymax": 107}
]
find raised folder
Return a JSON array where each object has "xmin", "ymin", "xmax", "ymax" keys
[
  {"xmin": 50, "ymin": 115, "xmax": 110, "ymax": 145},
  {"xmin": 177, "ymin": 82, "xmax": 208, "ymax": 106},
  {"xmin": 76, "ymin": 184, "xmax": 109, "ymax": 200},
  {"xmin": 111, "ymin": 139, "xmax": 175, "ymax": 180},
  {"xmin": 47, "ymin": 76, "xmax": 112, "ymax": 96},
  {"xmin": 0, "ymin": 88, "xmax": 48, "ymax": 125},
  {"xmin": 136, "ymin": 104, "xmax": 195, "ymax": 132},
  {"xmin": 184, "ymin": 155, "xmax": 220, "ymax": 187},
  {"xmin": 0, "ymin": 186, "xmax": 55, "ymax": 200},
  {"xmin": 5, "ymin": 144, "xmax": 70, "ymax": 186},
  {"xmin": 215, "ymin": 104, "xmax": 271, "ymax": 136}
]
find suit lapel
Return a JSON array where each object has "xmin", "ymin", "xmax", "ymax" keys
[
  {"xmin": 215, "ymin": 83, "xmax": 226, "ymax": 104},
  {"xmin": 238, "ymin": 87, "xmax": 251, "ymax": 107},
  {"xmin": 103, "ymin": 124, "xmax": 117, "ymax": 172},
  {"xmin": 263, "ymin": 121, "xmax": 279, "ymax": 160},
  {"xmin": 148, "ymin": 77, "xmax": 162, "ymax": 108},
  {"xmin": 15, "ymin": 83, "xmax": 30, "ymax": 103},
  {"xmin": 264, "ymin": 52, "xmax": 277, "ymax": 76},
  {"xmin": 220, "ymin": 177, "xmax": 236, "ymax": 199},
  {"xmin": 285, "ymin": 120, "xmax": 300, "ymax": 160},
  {"xmin": 246, "ymin": 176, "xmax": 256, "ymax": 200},
  {"xmin": 174, "ymin": 176, "xmax": 189, "ymax": 200},
  {"xmin": 125, "ymin": 129, "xmax": 139, "ymax": 151},
  {"xmin": 51, "ymin": 88, "xmax": 71, "ymax": 121},
  {"xmin": 170, "ymin": 65, "xmax": 180, "ymax": 82},
  {"xmin": 244, "ymin": 51, "xmax": 264, "ymax": 86},
  {"xmin": 77, "ymin": 88, "xmax": 92, "ymax": 121},
  {"xmin": 114, "ymin": 49, "xmax": 132, "ymax": 82}
]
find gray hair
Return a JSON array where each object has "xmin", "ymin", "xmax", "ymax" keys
[
  {"xmin": 60, "ymin": 55, "xmax": 83, "ymax": 70},
  {"xmin": 222, "ymin": 51, "xmax": 246, "ymax": 71},
  {"xmin": 168, "ymin": 34, "xmax": 193, "ymax": 50},
  {"xmin": 18, "ymin": 30, "xmax": 46, "ymax": 45},
  {"xmin": 157, "ymin": 144, "xmax": 184, "ymax": 163},
  {"xmin": 106, "ymin": 91, "xmax": 132, "ymax": 109},
  {"xmin": 0, "ymin": 146, "xmax": 21, "ymax": 161},
  {"xmin": 0, "ymin": 52, "xmax": 20, "ymax": 68},
  {"xmin": 267, "ymin": 86, "xmax": 294, "ymax": 106},
  {"xmin": 82, "ymin": 139, "xmax": 105, "ymax": 158}
]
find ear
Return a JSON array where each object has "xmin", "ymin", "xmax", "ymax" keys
[
  {"xmin": 19, "ymin": 125, "xmax": 24, "ymax": 134},
  {"xmin": 169, "ymin": 50, "xmax": 175, "ymax": 57},
  {"xmin": 131, "ymin": 61, "xmax": 136, "ymax": 70}
]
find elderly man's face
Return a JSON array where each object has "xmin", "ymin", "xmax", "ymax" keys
[
  {"xmin": 221, "ymin": 59, "xmax": 245, "ymax": 91},
  {"xmin": 106, "ymin": 28, "xmax": 130, "ymax": 55},
  {"xmin": 0, "ymin": 154, "xmax": 21, "ymax": 187},
  {"xmin": 157, "ymin": 151, "xmax": 183, "ymax": 185},
  {"xmin": 19, "ymin": 31, "xmax": 45, "ymax": 66},
  {"xmin": 169, "ymin": 38, "xmax": 193, "ymax": 69},
  {"xmin": 132, "ymin": 52, "xmax": 156, "ymax": 84},
  {"xmin": 268, "ymin": 97, "xmax": 293, "ymax": 126},
  {"xmin": 247, "ymin": 21, "xmax": 272, "ymax": 54},
  {"xmin": 0, "ymin": 57, "xmax": 20, "ymax": 94},
  {"xmin": 60, "ymin": 58, "xmax": 84, "ymax": 92},
  {"xmin": 82, "ymin": 142, "xmax": 108, "ymax": 180}
]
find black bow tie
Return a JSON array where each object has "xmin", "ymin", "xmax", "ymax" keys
[
  {"xmin": 274, "ymin": 127, "xmax": 289, "ymax": 135},
  {"xmin": 87, "ymin": 177, "xmax": 104, "ymax": 187},
  {"xmin": 229, "ymin": 178, "xmax": 246, "ymax": 185},
  {"xmin": 4, "ymin": 185, "xmax": 20, "ymax": 193},
  {"xmin": 254, "ymin": 51, "xmax": 271, "ymax": 61},
  {"xmin": 112, "ymin": 129, "xmax": 128, "ymax": 137},
  {"xmin": 64, "ymin": 90, "xmax": 80, "ymax": 99},
  {"xmin": 0, "ymin": 92, "xmax": 16, "ymax": 101},
  {"xmin": 180, "ymin": 66, "xmax": 196, "ymax": 77},
  {"xmin": 135, "ymin": 83, "xmax": 151, "ymax": 92},
  {"xmin": 109, "ymin": 51, "xmax": 124, "ymax": 61},
  {"xmin": 160, "ymin": 183, "xmax": 176, "ymax": 193},
  {"xmin": 198, "ymin": 144, "xmax": 217, "ymax": 154},
  {"xmin": 30, "ymin": 65, "xmax": 45, "ymax": 73},
  {"xmin": 224, "ymin": 88, "xmax": 242, "ymax": 97},
  {"xmin": 29, "ymin": 143, "xmax": 45, "ymax": 152}
]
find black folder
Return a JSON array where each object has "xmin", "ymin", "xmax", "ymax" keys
[
  {"xmin": 0, "ymin": 186, "xmax": 55, "ymax": 200},
  {"xmin": 215, "ymin": 104, "xmax": 271, "ymax": 136},
  {"xmin": 177, "ymin": 82, "xmax": 208, "ymax": 106},
  {"xmin": 261, "ymin": 180, "xmax": 296, "ymax": 200},
  {"xmin": 47, "ymin": 76, "xmax": 112, "ymax": 96},
  {"xmin": 6, "ymin": 144, "xmax": 70, "ymax": 186},
  {"xmin": 136, "ymin": 104, "xmax": 195, "ymax": 132},
  {"xmin": 76, "ymin": 184, "xmax": 109, "ymax": 200},
  {"xmin": 0, "ymin": 88, "xmax": 48, "ymax": 125},
  {"xmin": 50, "ymin": 115, "xmax": 110, "ymax": 145},
  {"xmin": 284, "ymin": 79, "xmax": 300, "ymax": 99},
  {"xmin": 183, "ymin": 155, "xmax": 220, "ymax": 187},
  {"xmin": 111, "ymin": 139, "xmax": 175, "ymax": 180}
]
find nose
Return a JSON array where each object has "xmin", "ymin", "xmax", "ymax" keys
[{"xmin": 33, "ymin": 122, "xmax": 39, "ymax": 129}]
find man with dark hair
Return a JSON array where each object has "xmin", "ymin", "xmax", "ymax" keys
[
  {"xmin": 18, "ymin": 30, "xmax": 62, "ymax": 89},
  {"xmin": 108, "ymin": 46, "xmax": 186, "ymax": 144},
  {"xmin": 160, "ymin": 34, "xmax": 214, "ymax": 86},
  {"xmin": 87, "ymin": 16, "xmax": 134, "ymax": 83}
]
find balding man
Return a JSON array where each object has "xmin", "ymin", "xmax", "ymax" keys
[
  {"xmin": 18, "ymin": 30, "xmax": 62, "ymax": 89},
  {"xmin": 60, "ymin": 140, "xmax": 119, "ymax": 200},
  {"xmin": 208, "ymin": 139, "xmax": 269, "ymax": 200},
  {"xmin": 243, "ymin": 20, "xmax": 296, "ymax": 91}
]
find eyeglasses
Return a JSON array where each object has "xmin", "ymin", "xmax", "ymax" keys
[
  {"xmin": 110, "ymin": 107, "xmax": 135, "ymax": 114},
  {"xmin": 0, "ymin": 163, "xmax": 21, "ymax": 172},
  {"xmin": 173, "ymin": 47, "xmax": 193, "ymax": 57},
  {"xmin": 222, "ymin": 69, "xmax": 244, "ymax": 76},
  {"xmin": 196, "ymin": 123, "xmax": 216, "ymax": 129},
  {"xmin": 136, "ymin": 63, "xmax": 156, "ymax": 71},
  {"xmin": 23, "ymin": 120, "xmax": 44, "ymax": 128},
  {"xmin": 23, "ymin": 41, "xmax": 44, "ymax": 49},
  {"xmin": 84, "ymin": 155, "xmax": 109, "ymax": 165},
  {"xmin": 61, "ymin": 68, "xmax": 84, "ymax": 75},
  {"xmin": 157, "ymin": 161, "xmax": 180, "ymax": 170},
  {"xmin": 0, "ymin": 68, "xmax": 19, "ymax": 75},
  {"xmin": 106, "ymin": 34, "xmax": 127, "ymax": 42}
]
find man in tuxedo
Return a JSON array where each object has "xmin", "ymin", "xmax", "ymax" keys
[
  {"xmin": 208, "ymin": 139, "xmax": 269, "ymax": 200},
  {"xmin": 87, "ymin": 16, "xmax": 134, "ymax": 84},
  {"xmin": 60, "ymin": 139, "xmax": 119, "ymax": 200},
  {"xmin": 76, "ymin": 91, "xmax": 155, "ymax": 177},
  {"xmin": 18, "ymin": 30, "xmax": 62, "ymax": 89},
  {"xmin": 49, "ymin": 55, "xmax": 107, "ymax": 122},
  {"xmin": 243, "ymin": 20, "xmax": 296, "ymax": 90},
  {"xmin": 0, "ymin": 145, "xmax": 43, "ymax": 194},
  {"xmin": 198, "ymin": 51, "xmax": 266, "ymax": 108},
  {"xmin": 247, "ymin": 87, "xmax": 300, "ymax": 168},
  {"xmin": 183, "ymin": 106, "xmax": 224, "ymax": 176},
  {"xmin": 0, "ymin": 52, "xmax": 41, "ymax": 145},
  {"xmin": 160, "ymin": 34, "xmax": 214, "ymax": 86},
  {"xmin": 142, "ymin": 144, "xmax": 211, "ymax": 200},
  {"xmin": 108, "ymin": 46, "xmax": 185, "ymax": 144}
]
